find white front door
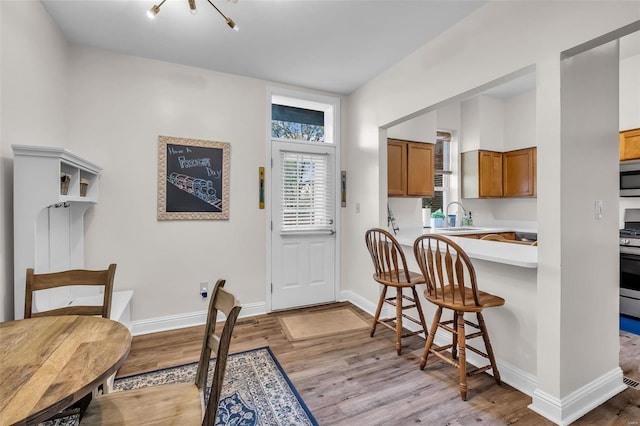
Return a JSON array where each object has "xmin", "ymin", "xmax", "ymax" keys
[{"xmin": 271, "ymin": 140, "xmax": 336, "ymax": 310}]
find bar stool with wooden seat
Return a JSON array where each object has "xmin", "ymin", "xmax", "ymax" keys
[
  {"xmin": 413, "ymin": 234, "xmax": 504, "ymax": 400},
  {"xmin": 365, "ymin": 228, "xmax": 429, "ymax": 355}
]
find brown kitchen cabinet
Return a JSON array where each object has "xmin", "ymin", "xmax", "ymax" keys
[
  {"xmin": 503, "ymin": 147, "xmax": 536, "ymax": 197},
  {"xmin": 387, "ymin": 139, "xmax": 434, "ymax": 197},
  {"xmin": 387, "ymin": 140, "xmax": 407, "ymax": 196},
  {"xmin": 461, "ymin": 150, "xmax": 503, "ymax": 198},
  {"xmin": 462, "ymin": 147, "xmax": 536, "ymax": 198},
  {"xmin": 620, "ymin": 128, "xmax": 640, "ymax": 161}
]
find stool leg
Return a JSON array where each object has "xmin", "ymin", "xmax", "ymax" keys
[
  {"xmin": 420, "ymin": 307, "xmax": 442, "ymax": 369},
  {"xmin": 452, "ymin": 311, "xmax": 458, "ymax": 360},
  {"xmin": 371, "ymin": 285, "xmax": 388, "ymax": 337},
  {"xmin": 395, "ymin": 287, "xmax": 403, "ymax": 355},
  {"xmin": 411, "ymin": 286, "xmax": 429, "ymax": 337},
  {"xmin": 477, "ymin": 312, "xmax": 501, "ymax": 385},
  {"xmin": 457, "ymin": 311, "xmax": 468, "ymax": 401}
]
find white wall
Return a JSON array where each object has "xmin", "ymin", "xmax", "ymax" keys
[
  {"xmin": 1, "ymin": 1, "xmax": 346, "ymax": 324},
  {"xmin": 0, "ymin": 1, "xmax": 71, "ymax": 321},
  {"xmin": 620, "ymin": 42, "xmax": 640, "ymax": 132},
  {"xmin": 344, "ymin": 1, "xmax": 639, "ymax": 422},
  {"xmin": 504, "ymin": 90, "xmax": 537, "ymax": 151},
  {"xmin": 67, "ymin": 47, "xmax": 270, "ymax": 321}
]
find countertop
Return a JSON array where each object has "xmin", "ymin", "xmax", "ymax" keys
[{"xmin": 393, "ymin": 227, "xmax": 538, "ymax": 269}]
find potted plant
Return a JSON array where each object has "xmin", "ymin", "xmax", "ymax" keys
[{"xmin": 430, "ymin": 208, "xmax": 445, "ymax": 228}]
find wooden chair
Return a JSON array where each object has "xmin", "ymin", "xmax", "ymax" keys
[
  {"xmin": 25, "ymin": 264, "xmax": 116, "ymax": 318},
  {"xmin": 413, "ymin": 235, "xmax": 504, "ymax": 400},
  {"xmin": 365, "ymin": 228, "xmax": 429, "ymax": 355},
  {"xmin": 24, "ymin": 264, "xmax": 117, "ymax": 420},
  {"xmin": 82, "ymin": 279, "xmax": 242, "ymax": 426}
]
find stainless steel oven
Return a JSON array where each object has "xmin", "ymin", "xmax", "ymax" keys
[
  {"xmin": 620, "ymin": 209, "xmax": 640, "ymax": 319},
  {"xmin": 620, "ymin": 252, "xmax": 640, "ymax": 319}
]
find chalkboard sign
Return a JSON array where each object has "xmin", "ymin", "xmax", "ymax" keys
[{"xmin": 158, "ymin": 136, "xmax": 230, "ymax": 220}]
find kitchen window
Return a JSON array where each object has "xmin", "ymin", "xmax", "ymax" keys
[{"xmin": 423, "ymin": 131, "xmax": 452, "ymax": 212}]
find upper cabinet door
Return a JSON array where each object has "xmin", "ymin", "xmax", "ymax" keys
[
  {"xmin": 620, "ymin": 129, "xmax": 640, "ymax": 161},
  {"xmin": 479, "ymin": 150, "xmax": 503, "ymax": 198},
  {"xmin": 387, "ymin": 140, "xmax": 407, "ymax": 196},
  {"xmin": 407, "ymin": 142, "xmax": 434, "ymax": 197},
  {"xmin": 387, "ymin": 139, "xmax": 434, "ymax": 197},
  {"xmin": 503, "ymin": 147, "xmax": 537, "ymax": 197}
]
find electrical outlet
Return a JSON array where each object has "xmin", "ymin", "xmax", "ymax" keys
[{"xmin": 199, "ymin": 281, "xmax": 208, "ymax": 298}]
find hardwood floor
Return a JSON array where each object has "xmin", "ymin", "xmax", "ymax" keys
[{"xmin": 117, "ymin": 302, "xmax": 640, "ymax": 425}]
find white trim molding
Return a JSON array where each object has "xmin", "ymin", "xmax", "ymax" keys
[
  {"xmin": 131, "ymin": 301, "xmax": 267, "ymax": 336},
  {"xmin": 339, "ymin": 289, "xmax": 379, "ymax": 314},
  {"xmin": 528, "ymin": 368, "xmax": 626, "ymax": 426}
]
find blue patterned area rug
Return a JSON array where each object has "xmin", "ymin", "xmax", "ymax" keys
[{"xmin": 43, "ymin": 346, "xmax": 318, "ymax": 426}]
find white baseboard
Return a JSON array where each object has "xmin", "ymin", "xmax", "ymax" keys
[
  {"xmin": 528, "ymin": 367, "xmax": 626, "ymax": 426},
  {"xmin": 131, "ymin": 301, "xmax": 266, "ymax": 336},
  {"xmin": 339, "ymin": 289, "xmax": 380, "ymax": 314}
]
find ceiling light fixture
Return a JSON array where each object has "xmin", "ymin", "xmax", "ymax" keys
[{"xmin": 146, "ymin": 0, "xmax": 239, "ymax": 31}]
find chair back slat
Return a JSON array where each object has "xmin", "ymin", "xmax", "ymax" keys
[
  {"xmin": 30, "ymin": 305, "xmax": 105, "ymax": 318},
  {"xmin": 365, "ymin": 228, "xmax": 411, "ymax": 284},
  {"xmin": 413, "ymin": 235, "xmax": 481, "ymax": 308},
  {"xmin": 24, "ymin": 264, "xmax": 116, "ymax": 318},
  {"xmin": 454, "ymin": 255, "xmax": 466, "ymax": 305},
  {"xmin": 434, "ymin": 241, "xmax": 446, "ymax": 298},
  {"xmin": 195, "ymin": 279, "xmax": 242, "ymax": 426},
  {"xmin": 444, "ymin": 246, "xmax": 455, "ymax": 303},
  {"xmin": 423, "ymin": 243, "xmax": 436, "ymax": 297}
]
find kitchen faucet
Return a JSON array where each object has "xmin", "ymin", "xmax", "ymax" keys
[{"xmin": 446, "ymin": 201, "xmax": 468, "ymax": 227}]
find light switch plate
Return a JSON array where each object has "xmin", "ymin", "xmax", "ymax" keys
[{"xmin": 595, "ymin": 200, "xmax": 603, "ymax": 220}]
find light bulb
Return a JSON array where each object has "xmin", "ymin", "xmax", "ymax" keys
[
  {"xmin": 147, "ymin": 4, "xmax": 160, "ymax": 19},
  {"xmin": 226, "ymin": 17, "xmax": 238, "ymax": 31},
  {"xmin": 189, "ymin": 0, "xmax": 197, "ymax": 14}
]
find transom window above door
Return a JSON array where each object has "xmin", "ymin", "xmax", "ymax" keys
[{"xmin": 271, "ymin": 95, "xmax": 335, "ymax": 144}]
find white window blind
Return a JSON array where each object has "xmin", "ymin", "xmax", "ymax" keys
[{"xmin": 280, "ymin": 151, "xmax": 334, "ymax": 234}]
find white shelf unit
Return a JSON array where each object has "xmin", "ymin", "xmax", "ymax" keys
[{"xmin": 12, "ymin": 145, "xmax": 132, "ymax": 329}]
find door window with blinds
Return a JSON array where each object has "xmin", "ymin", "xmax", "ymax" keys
[{"xmin": 280, "ymin": 151, "xmax": 334, "ymax": 233}]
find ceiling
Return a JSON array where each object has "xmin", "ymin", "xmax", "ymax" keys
[{"xmin": 40, "ymin": 0, "xmax": 487, "ymax": 95}]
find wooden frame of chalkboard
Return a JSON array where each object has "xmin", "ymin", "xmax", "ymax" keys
[{"xmin": 157, "ymin": 136, "xmax": 230, "ymax": 220}]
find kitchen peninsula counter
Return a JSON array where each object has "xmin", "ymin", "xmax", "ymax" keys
[
  {"xmin": 391, "ymin": 226, "xmax": 539, "ymax": 393},
  {"xmin": 393, "ymin": 227, "xmax": 537, "ymax": 268}
]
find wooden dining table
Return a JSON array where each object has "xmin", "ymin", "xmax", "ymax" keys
[{"xmin": 0, "ymin": 315, "xmax": 132, "ymax": 425}]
